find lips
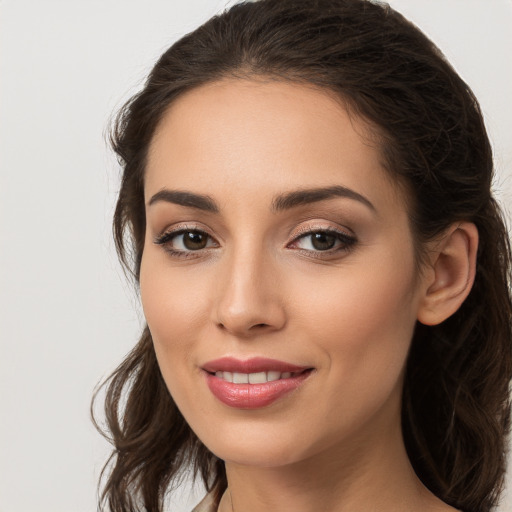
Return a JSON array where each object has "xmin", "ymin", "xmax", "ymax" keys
[{"xmin": 202, "ymin": 357, "xmax": 314, "ymax": 409}]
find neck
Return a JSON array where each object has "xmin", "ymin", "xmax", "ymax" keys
[{"xmin": 218, "ymin": 409, "xmax": 454, "ymax": 512}]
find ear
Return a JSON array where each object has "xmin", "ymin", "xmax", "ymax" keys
[{"xmin": 417, "ymin": 222, "xmax": 478, "ymax": 326}]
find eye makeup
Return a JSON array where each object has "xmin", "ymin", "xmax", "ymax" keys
[{"xmin": 153, "ymin": 221, "xmax": 358, "ymax": 261}]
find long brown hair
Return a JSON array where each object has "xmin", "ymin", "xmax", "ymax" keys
[{"xmin": 92, "ymin": 1, "xmax": 512, "ymax": 511}]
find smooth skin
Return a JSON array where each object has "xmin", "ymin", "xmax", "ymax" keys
[{"xmin": 140, "ymin": 78, "xmax": 477, "ymax": 512}]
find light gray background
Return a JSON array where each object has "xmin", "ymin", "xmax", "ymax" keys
[{"xmin": 1, "ymin": 1, "xmax": 511, "ymax": 511}]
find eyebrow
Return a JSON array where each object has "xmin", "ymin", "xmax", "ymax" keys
[
  {"xmin": 148, "ymin": 189, "xmax": 219, "ymax": 212},
  {"xmin": 147, "ymin": 185, "xmax": 375, "ymax": 213},
  {"xmin": 271, "ymin": 185, "xmax": 376, "ymax": 213}
]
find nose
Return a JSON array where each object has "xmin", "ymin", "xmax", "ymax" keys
[{"xmin": 213, "ymin": 249, "xmax": 286, "ymax": 338}]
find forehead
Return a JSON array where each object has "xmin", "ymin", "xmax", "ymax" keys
[{"xmin": 145, "ymin": 78, "xmax": 403, "ymax": 212}]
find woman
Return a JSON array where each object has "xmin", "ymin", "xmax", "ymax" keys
[{"xmin": 93, "ymin": 1, "xmax": 512, "ymax": 511}]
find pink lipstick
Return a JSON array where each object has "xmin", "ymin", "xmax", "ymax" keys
[{"xmin": 202, "ymin": 357, "xmax": 313, "ymax": 409}]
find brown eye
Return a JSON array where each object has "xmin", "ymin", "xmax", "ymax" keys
[
  {"xmin": 182, "ymin": 231, "xmax": 208, "ymax": 250},
  {"xmin": 310, "ymin": 232, "xmax": 336, "ymax": 251},
  {"xmin": 154, "ymin": 228, "xmax": 217, "ymax": 255},
  {"xmin": 289, "ymin": 229, "xmax": 357, "ymax": 254}
]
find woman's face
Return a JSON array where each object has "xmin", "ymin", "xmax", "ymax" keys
[{"xmin": 140, "ymin": 78, "xmax": 428, "ymax": 467}]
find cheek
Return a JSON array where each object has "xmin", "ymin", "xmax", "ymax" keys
[
  {"xmin": 293, "ymin": 251, "xmax": 418, "ymax": 385},
  {"xmin": 140, "ymin": 250, "xmax": 207, "ymax": 339},
  {"xmin": 277, "ymin": 255, "xmax": 419, "ymax": 450},
  {"xmin": 139, "ymin": 252, "xmax": 207, "ymax": 377},
  {"xmin": 139, "ymin": 254, "xmax": 211, "ymax": 415}
]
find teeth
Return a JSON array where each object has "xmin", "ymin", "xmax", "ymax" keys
[
  {"xmin": 214, "ymin": 370, "xmax": 298, "ymax": 383},
  {"xmin": 233, "ymin": 372, "xmax": 249, "ymax": 384},
  {"xmin": 248, "ymin": 372, "xmax": 267, "ymax": 384},
  {"xmin": 215, "ymin": 371, "xmax": 233, "ymax": 382}
]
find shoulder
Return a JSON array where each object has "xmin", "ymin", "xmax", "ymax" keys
[{"xmin": 191, "ymin": 492, "xmax": 217, "ymax": 512}]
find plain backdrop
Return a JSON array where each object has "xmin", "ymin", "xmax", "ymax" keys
[{"xmin": 1, "ymin": 1, "xmax": 511, "ymax": 511}]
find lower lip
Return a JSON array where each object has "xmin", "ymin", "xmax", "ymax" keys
[{"xmin": 204, "ymin": 370, "xmax": 313, "ymax": 409}]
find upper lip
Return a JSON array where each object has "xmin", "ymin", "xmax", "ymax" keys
[{"xmin": 202, "ymin": 357, "xmax": 311, "ymax": 374}]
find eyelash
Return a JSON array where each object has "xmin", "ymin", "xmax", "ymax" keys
[{"xmin": 153, "ymin": 225, "xmax": 357, "ymax": 259}]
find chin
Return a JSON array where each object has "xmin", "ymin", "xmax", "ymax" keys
[
  {"xmin": 192, "ymin": 417, "xmax": 321, "ymax": 469},
  {"xmin": 211, "ymin": 439, "xmax": 306, "ymax": 468}
]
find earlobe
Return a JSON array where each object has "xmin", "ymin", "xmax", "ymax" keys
[{"xmin": 417, "ymin": 222, "xmax": 479, "ymax": 326}]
